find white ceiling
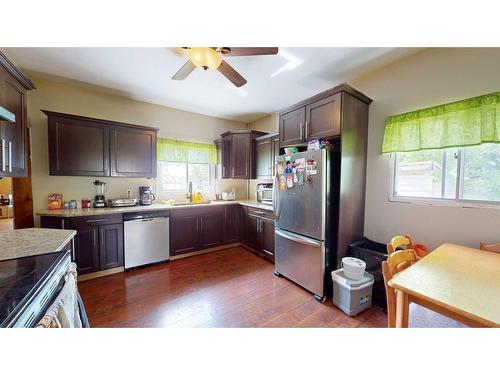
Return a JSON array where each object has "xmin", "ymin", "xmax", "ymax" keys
[{"xmin": 6, "ymin": 47, "xmax": 419, "ymax": 123}]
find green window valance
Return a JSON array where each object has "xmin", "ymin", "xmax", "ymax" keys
[
  {"xmin": 382, "ymin": 91, "xmax": 500, "ymax": 153},
  {"xmin": 157, "ymin": 138, "xmax": 217, "ymax": 164}
]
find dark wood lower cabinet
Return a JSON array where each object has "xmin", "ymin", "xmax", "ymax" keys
[
  {"xmin": 260, "ymin": 218, "xmax": 275, "ymax": 258},
  {"xmin": 199, "ymin": 210, "xmax": 223, "ymax": 249},
  {"xmin": 246, "ymin": 214, "xmax": 261, "ymax": 250},
  {"xmin": 73, "ymin": 226, "xmax": 100, "ymax": 274},
  {"xmin": 244, "ymin": 211, "xmax": 275, "ymax": 261},
  {"xmin": 40, "ymin": 214, "xmax": 124, "ymax": 275},
  {"xmin": 169, "ymin": 215, "xmax": 200, "ymax": 256},
  {"xmin": 222, "ymin": 205, "xmax": 240, "ymax": 244},
  {"xmin": 99, "ymin": 223, "xmax": 124, "ymax": 270}
]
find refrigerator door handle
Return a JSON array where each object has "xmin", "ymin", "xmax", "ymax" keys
[
  {"xmin": 273, "ymin": 171, "xmax": 282, "ymax": 221},
  {"xmin": 275, "ymin": 229, "xmax": 322, "ymax": 248}
]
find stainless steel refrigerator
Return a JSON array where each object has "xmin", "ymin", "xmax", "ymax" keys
[{"xmin": 274, "ymin": 148, "xmax": 340, "ymax": 302}]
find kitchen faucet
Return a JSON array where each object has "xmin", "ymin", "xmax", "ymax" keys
[{"xmin": 186, "ymin": 181, "xmax": 193, "ymax": 202}]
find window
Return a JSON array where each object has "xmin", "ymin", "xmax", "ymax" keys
[
  {"xmin": 159, "ymin": 161, "xmax": 214, "ymax": 195},
  {"xmin": 392, "ymin": 143, "xmax": 500, "ymax": 204}
]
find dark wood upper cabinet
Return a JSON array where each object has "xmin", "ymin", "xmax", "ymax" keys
[
  {"xmin": 231, "ymin": 133, "xmax": 251, "ymax": 179},
  {"xmin": 255, "ymin": 136, "xmax": 272, "ymax": 179},
  {"xmin": 221, "ymin": 134, "xmax": 231, "ymax": 179},
  {"xmin": 256, "ymin": 133, "xmax": 279, "ymax": 180},
  {"xmin": 217, "ymin": 130, "xmax": 266, "ymax": 180},
  {"xmin": 279, "ymin": 107, "xmax": 305, "ymax": 147},
  {"xmin": 279, "ymin": 83, "xmax": 372, "ymax": 147},
  {"xmin": 305, "ymin": 93, "xmax": 341, "ymax": 140},
  {"xmin": 99, "ymin": 223, "xmax": 124, "ymax": 270},
  {"xmin": 110, "ymin": 126, "xmax": 156, "ymax": 178},
  {"xmin": 43, "ymin": 110, "xmax": 158, "ymax": 178},
  {"xmin": 46, "ymin": 114, "xmax": 110, "ymax": 176},
  {"xmin": 0, "ymin": 52, "xmax": 35, "ymax": 178}
]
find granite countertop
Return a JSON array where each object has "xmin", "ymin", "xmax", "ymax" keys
[
  {"xmin": 0, "ymin": 228, "xmax": 76, "ymax": 262},
  {"xmin": 36, "ymin": 200, "xmax": 273, "ymax": 217}
]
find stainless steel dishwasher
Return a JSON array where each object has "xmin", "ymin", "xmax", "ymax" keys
[{"xmin": 123, "ymin": 211, "xmax": 170, "ymax": 269}]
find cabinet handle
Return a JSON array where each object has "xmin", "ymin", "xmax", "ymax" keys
[
  {"xmin": 299, "ymin": 122, "xmax": 303, "ymax": 140},
  {"xmin": 253, "ymin": 210, "xmax": 265, "ymax": 215},
  {"xmin": 71, "ymin": 237, "xmax": 75, "ymax": 260},
  {"xmin": 305, "ymin": 120, "xmax": 309, "ymax": 139},
  {"xmin": 200, "ymin": 217, "xmax": 203, "ymax": 231},
  {"xmin": 86, "ymin": 218, "xmax": 109, "ymax": 223},
  {"xmin": 260, "ymin": 219, "xmax": 264, "ymax": 232},
  {"xmin": 8, "ymin": 141, "xmax": 12, "ymax": 173},
  {"xmin": 256, "ymin": 218, "xmax": 260, "ymax": 232},
  {"xmin": 1, "ymin": 139, "xmax": 5, "ymax": 172}
]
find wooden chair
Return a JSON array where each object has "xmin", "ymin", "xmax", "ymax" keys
[
  {"xmin": 387, "ymin": 234, "xmax": 414, "ymax": 255},
  {"xmin": 479, "ymin": 241, "xmax": 500, "ymax": 253},
  {"xmin": 381, "ymin": 249, "xmax": 418, "ymax": 328}
]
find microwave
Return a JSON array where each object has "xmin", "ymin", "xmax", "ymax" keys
[{"xmin": 256, "ymin": 183, "xmax": 273, "ymax": 205}]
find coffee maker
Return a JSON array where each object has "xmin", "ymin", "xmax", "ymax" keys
[{"xmin": 139, "ymin": 186, "xmax": 155, "ymax": 205}]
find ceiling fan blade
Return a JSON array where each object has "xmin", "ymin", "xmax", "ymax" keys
[
  {"xmin": 220, "ymin": 47, "xmax": 279, "ymax": 56},
  {"xmin": 172, "ymin": 60, "xmax": 196, "ymax": 80},
  {"xmin": 217, "ymin": 60, "xmax": 247, "ymax": 87}
]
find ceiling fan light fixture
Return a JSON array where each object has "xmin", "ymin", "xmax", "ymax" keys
[{"xmin": 188, "ymin": 47, "xmax": 222, "ymax": 70}]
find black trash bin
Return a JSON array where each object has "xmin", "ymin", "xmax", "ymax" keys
[{"xmin": 348, "ymin": 238, "xmax": 388, "ymax": 310}]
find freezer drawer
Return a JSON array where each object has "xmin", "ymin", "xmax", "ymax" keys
[{"xmin": 275, "ymin": 228, "xmax": 325, "ymax": 297}]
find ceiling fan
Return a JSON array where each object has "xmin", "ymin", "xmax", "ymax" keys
[{"xmin": 172, "ymin": 47, "xmax": 279, "ymax": 87}]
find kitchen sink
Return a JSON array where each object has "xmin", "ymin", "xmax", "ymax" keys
[{"xmin": 171, "ymin": 201, "xmax": 211, "ymax": 206}]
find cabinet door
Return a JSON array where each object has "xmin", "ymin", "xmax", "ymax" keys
[
  {"xmin": 247, "ymin": 214, "xmax": 261, "ymax": 250},
  {"xmin": 256, "ymin": 138, "xmax": 272, "ymax": 179},
  {"xmin": 271, "ymin": 136, "xmax": 280, "ymax": 177},
  {"xmin": 169, "ymin": 215, "xmax": 200, "ymax": 256},
  {"xmin": 110, "ymin": 126, "xmax": 157, "ymax": 178},
  {"xmin": 221, "ymin": 135, "xmax": 231, "ymax": 179},
  {"xmin": 231, "ymin": 133, "xmax": 251, "ymax": 179},
  {"xmin": 260, "ymin": 218, "xmax": 275, "ymax": 260},
  {"xmin": 47, "ymin": 116, "xmax": 110, "ymax": 176},
  {"xmin": 0, "ymin": 69, "xmax": 27, "ymax": 177},
  {"xmin": 222, "ymin": 205, "xmax": 240, "ymax": 244},
  {"xmin": 239, "ymin": 206, "xmax": 248, "ymax": 244},
  {"xmin": 199, "ymin": 209, "xmax": 223, "ymax": 249},
  {"xmin": 279, "ymin": 107, "xmax": 305, "ymax": 146},
  {"xmin": 305, "ymin": 93, "xmax": 341, "ymax": 140},
  {"xmin": 99, "ymin": 223, "xmax": 124, "ymax": 270},
  {"xmin": 73, "ymin": 226, "xmax": 100, "ymax": 274}
]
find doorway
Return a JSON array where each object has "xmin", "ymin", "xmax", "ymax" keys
[{"xmin": 0, "ymin": 177, "xmax": 14, "ymax": 231}]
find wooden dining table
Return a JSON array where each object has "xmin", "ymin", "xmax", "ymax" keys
[{"xmin": 388, "ymin": 243, "xmax": 500, "ymax": 328}]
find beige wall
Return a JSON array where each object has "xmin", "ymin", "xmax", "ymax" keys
[
  {"xmin": 250, "ymin": 113, "xmax": 278, "ymax": 133},
  {"xmin": 351, "ymin": 48, "xmax": 500, "ymax": 249},
  {"xmin": 28, "ymin": 76, "xmax": 248, "ymax": 225}
]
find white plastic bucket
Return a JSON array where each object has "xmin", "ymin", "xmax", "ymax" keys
[{"xmin": 341, "ymin": 257, "xmax": 366, "ymax": 280}]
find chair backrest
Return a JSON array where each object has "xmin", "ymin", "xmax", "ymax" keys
[
  {"xmin": 480, "ymin": 241, "xmax": 500, "ymax": 253},
  {"xmin": 381, "ymin": 249, "xmax": 418, "ymax": 328},
  {"xmin": 387, "ymin": 234, "xmax": 414, "ymax": 255}
]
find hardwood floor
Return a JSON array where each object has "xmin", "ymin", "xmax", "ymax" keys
[{"xmin": 78, "ymin": 246, "xmax": 387, "ymax": 328}]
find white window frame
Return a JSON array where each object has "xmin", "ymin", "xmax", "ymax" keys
[
  {"xmin": 388, "ymin": 148, "xmax": 500, "ymax": 210},
  {"xmin": 159, "ymin": 161, "xmax": 215, "ymax": 193}
]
